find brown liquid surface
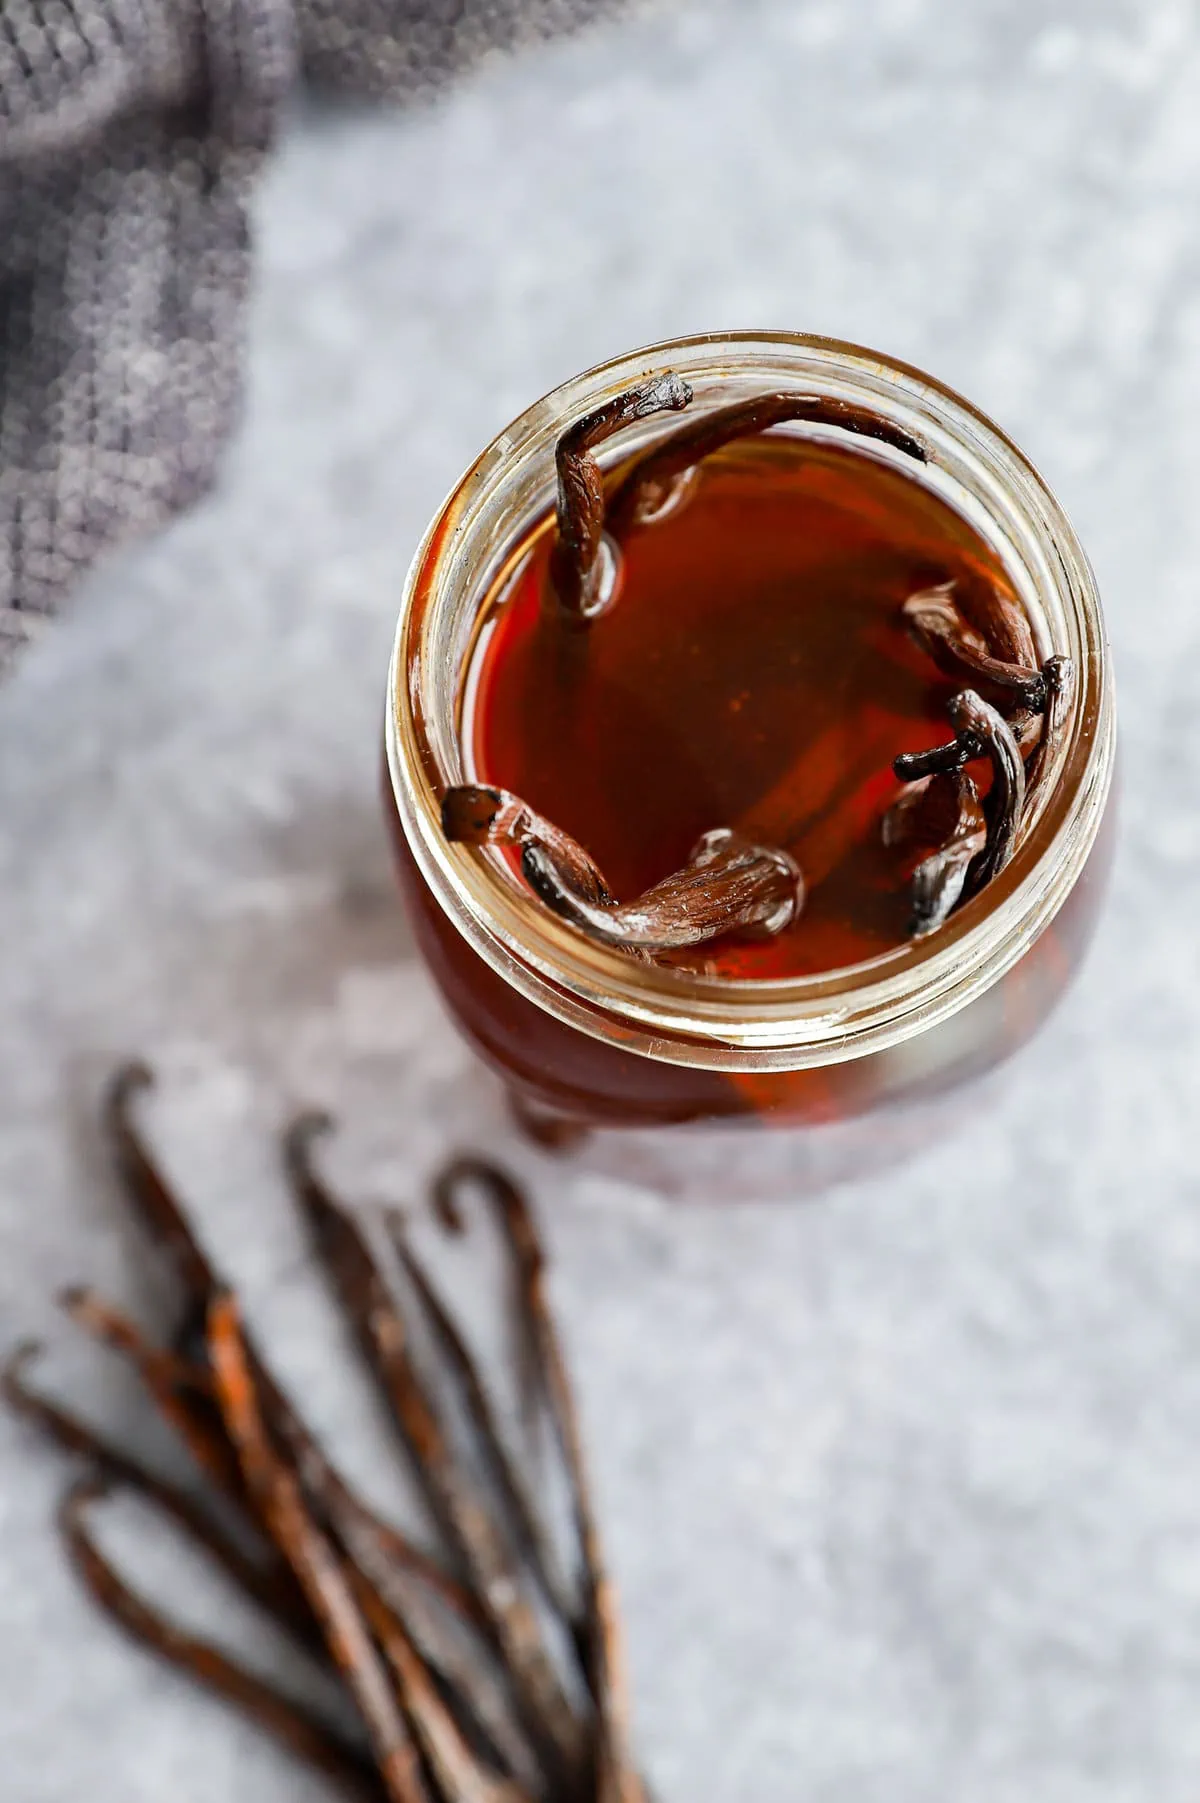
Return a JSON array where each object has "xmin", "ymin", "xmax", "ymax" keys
[{"xmin": 467, "ymin": 434, "xmax": 1018, "ymax": 980}]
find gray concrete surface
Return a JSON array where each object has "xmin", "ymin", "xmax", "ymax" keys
[{"xmin": 2, "ymin": 1, "xmax": 1200, "ymax": 1797}]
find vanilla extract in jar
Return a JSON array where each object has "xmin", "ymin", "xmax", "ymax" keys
[{"xmin": 385, "ymin": 333, "xmax": 1114, "ymax": 1152}]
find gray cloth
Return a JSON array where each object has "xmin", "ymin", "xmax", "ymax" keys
[{"xmin": 0, "ymin": 0, "xmax": 605, "ymax": 668}]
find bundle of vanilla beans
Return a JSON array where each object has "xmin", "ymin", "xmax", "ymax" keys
[
  {"xmin": 442, "ymin": 375, "xmax": 1074, "ymax": 953},
  {"xmin": 4, "ymin": 1064, "xmax": 640, "ymax": 1803}
]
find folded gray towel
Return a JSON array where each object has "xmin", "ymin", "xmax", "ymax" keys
[{"xmin": 0, "ymin": 0, "xmax": 606, "ymax": 670}]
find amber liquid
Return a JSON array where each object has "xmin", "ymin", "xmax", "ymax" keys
[{"xmin": 466, "ymin": 434, "xmax": 1021, "ymax": 980}]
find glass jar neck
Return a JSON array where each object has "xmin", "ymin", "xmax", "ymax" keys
[{"xmin": 386, "ymin": 331, "xmax": 1114, "ymax": 1074}]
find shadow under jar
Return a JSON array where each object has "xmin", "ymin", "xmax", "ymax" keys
[{"xmin": 384, "ymin": 333, "xmax": 1115, "ymax": 1169}]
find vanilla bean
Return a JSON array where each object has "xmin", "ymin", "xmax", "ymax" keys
[
  {"xmin": 209, "ymin": 1310, "xmax": 536, "ymax": 1792},
  {"xmin": 319, "ymin": 1491, "xmax": 540, "ymax": 1798},
  {"xmin": 949, "ymin": 690, "xmax": 1026, "ymax": 892},
  {"xmin": 56, "ymin": 1286, "xmax": 213, "ymax": 1391},
  {"xmin": 264, "ymin": 1417, "xmax": 537, "ymax": 1794},
  {"xmin": 60, "ymin": 1478, "xmax": 381, "ymax": 1800},
  {"xmin": 901, "ymin": 583, "xmax": 1048, "ymax": 712},
  {"xmin": 351, "ymin": 1570, "xmax": 533, "ymax": 1803},
  {"xmin": 103, "ymin": 1063, "xmax": 524, "ymax": 1774},
  {"xmin": 441, "ymin": 787, "xmax": 613, "ymax": 907},
  {"xmin": 57, "ymin": 1284, "xmax": 244, "ymax": 1497},
  {"xmin": 549, "ymin": 374, "xmax": 692, "ymax": 622},
  {"xmin": 3, "ymin": 1341, "xmax": 313, "ymax": 1638},
  {"xmin": 523, "ymin": 826, "xmax": 802, "ymax": 954},
  {"xmin": 435, "ymin": 1160, "xmax": 642, "ymax": 1803},
  {"xmin": 104, "ymin": 1062, "xmax": 476, "ymax": 1632},
  {"xmin": 14, "ymin": 1076, "xmax": 651, "ymax": 1802},
  {"xmin": 607, "ymin": 391, "xmax": 924, "ymax": 537},
  {"xmin": 891, "ymin": 738, "xmax": 973, "ymax": 783},
  {"xmin": 891, "ymin": 690, "xmax": 1025, "ymax": 927},
  {"xmin": 103, "ymin": 1062, "xmax": 220, "ymax": 1347},
  {"xmin": 1023, "ymin": 654, "xmax": 1076, "ymax": 801},
  {"xmin": 443, "ymin": 786, "xmax": 803, "ymax": 957},
  {"xmin": 385, "ymin": 1209, "xmax": 578, "ymax": 1634},
  {"xmin": 209, "ymin": 1293, "xmax": 430, "ymax": 1803},
  {"xmin": 431, "ymin": 1166, "xmax": 543, "ymax": 1461},
  {"xmin": 283, "ymin": 1114, "xmax": 585, "ymax": 1792},
  {"xmin": 103, "ymin": 1063, "xmax": 527, "ymax": 1780},
  {"xmin": 882, "ymin": 770, "xmax": 987, "ymax": 938}
]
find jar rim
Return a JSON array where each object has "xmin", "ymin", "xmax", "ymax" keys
[{"xmin": 385, "ymin": 330, "xmax": 1115, "ymax": 1073}]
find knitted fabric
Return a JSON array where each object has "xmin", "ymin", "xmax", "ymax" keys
[{"xmin": 0, "ymin": 0, "xmax": 607, "ymax": 669}]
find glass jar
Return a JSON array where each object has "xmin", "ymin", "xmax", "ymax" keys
[{"xmin": 383, "ymin": 332, "xmax": 1114, "ymax": 1175}]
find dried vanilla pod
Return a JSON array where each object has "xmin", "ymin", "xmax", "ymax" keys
[
  {"xmin": 4, "ymin": 1065, "xmax": 651, "ymax": 1803},
  {"xmin": 882, "ymin": 769, "xmax": 987, "ymax": 938},
  {"xmin": 890, "ymin": 569, "xmax": 1074, "ymax": 936},
  {"xmin": 443, "ymin": 786, "xmax": 804, "ymax": 959}
]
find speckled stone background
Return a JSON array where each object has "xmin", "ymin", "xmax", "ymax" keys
[{"xmin": 3, "ymin": 2, "xmax": 1199, "ymax": 1798}]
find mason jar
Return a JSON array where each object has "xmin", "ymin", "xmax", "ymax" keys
[{"xmin": 383, "ymin": 331, "xmax": 1114, "ymax": 1180}]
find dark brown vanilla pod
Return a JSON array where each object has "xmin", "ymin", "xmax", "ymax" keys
[
  {"xmin": 891, "ymin": 687, "xmax": 1027, "ymax": 935},
  {"xmin": 1023, "ymin": 654, "xmax": 1076, "ymax": 801},
  {"xmin": 946, "ymin": 690, "xmax": 1026, "ymax": 890},
  {"xmin": 606, "ymin": 391, "xmax": 925, "ymax": 536},
  {"xmin": 444, "ymin": 786, "xmax": 804, "ymax": 957},
  {"xmin": 59, "ymin": 1478, "xmax": 380, "ymax": 1797},
  {"xmin": 901, "ymin": 583, "xmax": 1049, "ymax": 713},
  {"xmin": 282, "ymin": 1112, "xmax": 585, "ymax": 1793},
  {"xmin": 6, "ymin": 1067, "xmax": 649, "ymax": 1803},
  {"xmin": 522, "ymin": 828, "xmax": 803, "ymax": 953},
  {"xmin": 442, "ymin": 785, "xmax": 614, "ymax": 907},
  {"xmin": 882, "ymin": 769, "xmax": 987, "ymax": 938},
  {"xmin": 548, "ymin": 373, "xmax": 692, "ymax": 621}
]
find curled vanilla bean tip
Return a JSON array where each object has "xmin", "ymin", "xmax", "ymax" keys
[
  {"xmin": 1, "ymin": 1337, "xmax": 42, "ymax": 1396},
  {"xmin": 430, "ymin": 1176, "xmax": 466, "ymax": 1237},
  {"xmin": 282, "ymin": 1108, "xmax": 336, "ymax": 1180},
  {"xmin": 607, "ymin": 391, "xmax": 925, "ymax": 539},
  {"xmin": 1041, "ymin": 653, "xmax": 1075, "ymax": 741},
  {"xmin": 1023, "ymin": 654, "xmax": 1076, "ymax": 800},
  {"xmin": 901, "ymin": 582, "xmax": 1048, "ymax": 711},
  {"xmin": 105, "ymin": 1057, "xmax": 155, "ymax": 1115},
  {"xmin": 523, "ymin": 826, "xmax": 804, "ymax": 953},
  {"xmin": 549, "ymin": 372, "xmax": 693, "ymax": 622},
  {"xmin": 945, "ymin": 688, "xmax": 1026, "ymax": 890}
]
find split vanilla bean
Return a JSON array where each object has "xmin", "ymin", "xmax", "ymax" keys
[
  {"xmin": 442, "ymin": 785, "xmax": 803, "ymax": 957},
  {"xmin": 894, "ymin": 688, "xmax": 1025, "ymax": 904},
  {"xmin": 882, "ymin": 769, "xmax": 988, "ymax": 939},
  {"xmin": 522, "ymin": 828, "xmax": 802, "ymax": 954}
]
